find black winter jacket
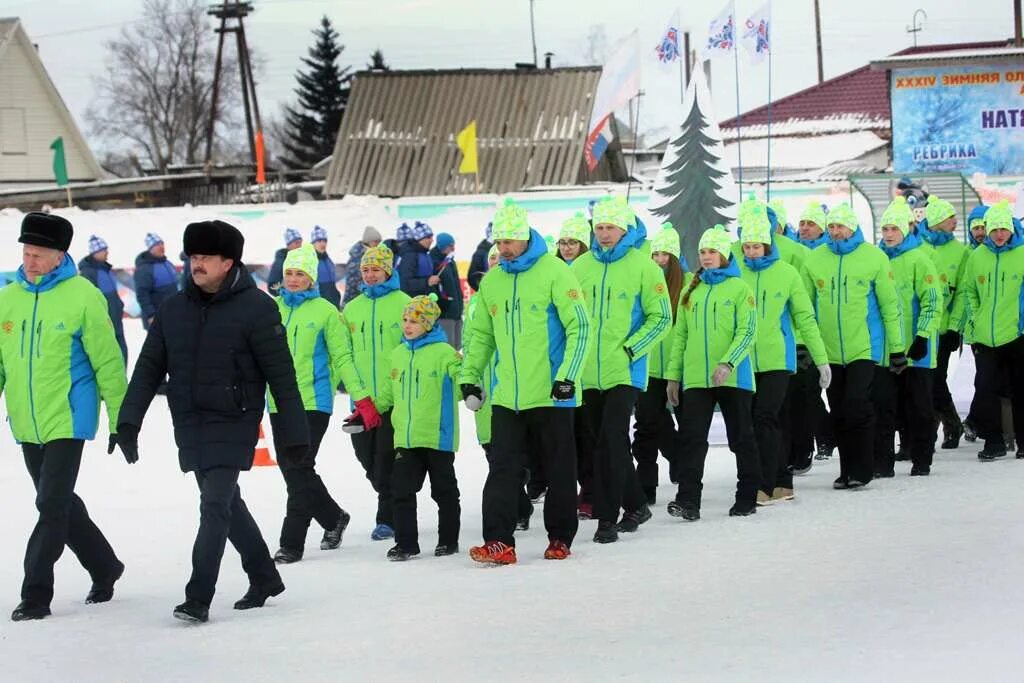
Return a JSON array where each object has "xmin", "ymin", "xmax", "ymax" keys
[
  {"xmin": 118, "ymin": 264, "xmax": 308, "ymax": 472},
  {"xmin": 430, "ymin": 247, "xmax": 464, "ymax": 320},
  {"xmin": 467, "ymin": 238, "xmax": 492, "ymax": 292}
]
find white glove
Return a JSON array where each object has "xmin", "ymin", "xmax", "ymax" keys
[
  {"xmin": 666, "ymin": 380, "xmax": 680, "ymax": 407},
  {"xmin": 464, "ymin": 393, "xmax": 484, "ymax": 412},
  {"xmin": 817, "ymin": 364, "xmax": 832, "ymax": 390}
]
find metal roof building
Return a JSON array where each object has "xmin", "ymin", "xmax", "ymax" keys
[{"xmin": 323, "ymin": 67, "xmax": 626, "ymax": 198}]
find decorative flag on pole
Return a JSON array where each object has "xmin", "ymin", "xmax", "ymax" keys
[
  {"xmin": 742, "ymin": 3, "xmax": 771, "ymax": 64},
  {"xmin": 456, "ymin": 120, "xmax": 479, "ymax": 174},
  {"xmin": 50, "ymin": 137, "xmax": 68, "ymax": 187},
  {"xmin": 585, "ymin": 30, "xmax": 641, "ymax": 172},
  {"xmin": 654, "ymin": 10, "xmax": 682, "ymax": 66},
  {"xmin": 255, "ymin": 130, "xmax": 267, "ymax": 185},
  {"xmin": 703, "ymin": 1, "xmax": 736, "ymax": 59}
]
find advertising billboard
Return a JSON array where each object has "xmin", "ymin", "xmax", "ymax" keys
[{"xmin": 891, "ymin": 63, "xmax": 1024, "ymax": 175}]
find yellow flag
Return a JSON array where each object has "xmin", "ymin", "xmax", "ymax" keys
[{"xmin": 456, "ymin": 120, "xmax": 478, "ymax": 174}]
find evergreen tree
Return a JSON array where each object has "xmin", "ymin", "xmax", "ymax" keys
[
  {"xmin": 650, "ymin": 71, "xmax": 735, "ymax": 267},
  {"xmin": 367, "ymin": 48, "xmax": 390, "ymax": 71},
  {"xmin": 281, "ymin": 16, "xmax": 352, "ymax": 169}
]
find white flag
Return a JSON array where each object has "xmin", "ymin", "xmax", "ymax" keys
[
  {"xmin": 742, "ymin": 3, "xmax": 771, "ymax": 65},
  {"xmin": 585, "ymin": 31, "xmax": 642, "ymax": 171},
  {"xmin": 703, "ymin": 1, "xmax": 736, "ymax": 60},
  {"xmin": 654, "ymin": 9, "xmax": 682, "ymax": 67}
]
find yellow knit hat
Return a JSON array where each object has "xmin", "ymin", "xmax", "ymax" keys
[{"xmin": 404, "ymin": 294, "xmax": 442, "ymax": 331}]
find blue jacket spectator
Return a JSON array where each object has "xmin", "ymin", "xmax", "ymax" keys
[
  {"xmin": 397, "ymin": 221, "xmax": 437, "ymax": 297},
  {"xmin": 134, "ymin": 232, "xmax": 178, "ymax": 330},
  {"xmin": 78, "ymin": 235, "xmax": 127, "ymax": 363}
]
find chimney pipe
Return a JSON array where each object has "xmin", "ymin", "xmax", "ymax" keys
[{"xmin": 544, "ymin": 51, "xmax": 553, "ymax": 69}]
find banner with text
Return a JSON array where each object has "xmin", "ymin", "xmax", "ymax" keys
[{"xmin": 891, "ymin": 63, "xmax": 1024, "ymax": 175}]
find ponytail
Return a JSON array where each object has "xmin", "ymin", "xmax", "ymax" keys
[
  {"xmin": 680, "ymin": 267, "xmax": 704, "ymax": 309},
  {"xmin": 663, "ymin": 254, "xmax": 685, "ymax": 323}
]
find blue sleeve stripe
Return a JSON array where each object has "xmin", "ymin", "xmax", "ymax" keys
[
  {"xmin": 565, "ymin": 305, "xmax": 590, "ymax": 380},
  {"xmin": 630, "ymin": 298, "xmax": 671, "ymax": 355}
]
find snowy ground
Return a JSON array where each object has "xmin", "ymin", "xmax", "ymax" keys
[{"xmin": 1, "ymin": 321, "xmax": 1022, "ymax": 682}]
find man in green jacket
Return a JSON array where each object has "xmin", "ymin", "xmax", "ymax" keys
[
  {"xmin": 962, "ymin": 200, "xmax": 1024, "ymax": 460},
  {"xmin": 461, "ymin": 199, "xmax": 591, "ymax": 565},
  {"xmin": 876, "ymin": 197, "xmax": 943, "ymax": 477},
  {"xmin": 919, "ymin": 196, "xmax": 971, "ymax": 448},
  {"xmin": 0, "ymin": 213, "xmax": 132, "ymax": 622},
  {"xmin": 572, "ymin": 197, "xmax": 671, "ymax": 543},
  {"xmin": 800, "ymin": 204, "xmax": 904, "ymax": 489}
]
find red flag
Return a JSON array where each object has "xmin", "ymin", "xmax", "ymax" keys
[{"xmin": 255, "ymin": 130, "xmax": 266, "ymax": 185}]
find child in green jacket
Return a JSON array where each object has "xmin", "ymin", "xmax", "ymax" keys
[
  {"xmin": 876, "ymin": 198, "xmax": 943, "ymax": 477},
  {"xmin": 376, "ymin": 294, "xmax": 462, "ymax": 561},
  {"xmin": 665, "ymin": 226, "xmax": 760, "ymax": 519},
  {"xmin": 269, "ymin": 245, "xmax": 369, "ymax": 564},
  {"xmin": 338, "ymin": 245, "xmax": 410, "ymax": 541},
  {"xmin": 736, "ymin": 202, "xmax": 829, "ymax": 504}
]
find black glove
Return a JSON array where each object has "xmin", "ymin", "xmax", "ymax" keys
[
  {"xmin": 551, "ymin": 380, "xmax": 575, "ymax": 401},
  {"xmin": 908, "ymin": 336, "xmax": 928, "ymax": 361},
  {"xmin": 889, "ymin": 352, "xmax": 909, "ymax": 375},
  {"xmin": 461, "ymin": 384, "xmax": 484, "ymax": 411},
  {"xmin": 280, "ymin": 444, "xmax": 312, "ymax": 469},
  {"xmin": 341, "ymin": 412, "xmax": 365, "ymax": 434},
  {"xmin": 109, "ymin": 424, "xmax": 139, "ymax": 464},
  {"xmin": 796, "ymin": 345, "xmax": 813, "ymax": 370}
]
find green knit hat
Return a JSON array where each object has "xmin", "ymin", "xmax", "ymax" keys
[
  {"xmin": 559, "ymin": 212, "xmax": 592, "ymax": 245},
  {"xmin": 283, "ymin": 244, "xmax": 319, "ymax": 284},
  {"xmin": 984, "ymin": 200, "xmax": 1015, "ymax": 235},
  {"xmin": 799, "ymin": 201, "xmax": 827, "ymax": 228},
  {"xmin": 768, "ymin": 199, "xmax": 789, "ymax": 232},
  {"xmin": 491, "ymin": 198, "xmax": 530, "ymax": 241},
  {"xmin": 651, "ymin": 223, "xmax": 681, "ymax": 257},
  {"xmin": 736, "ymin": 193, "xmax": 764, "ymax": 226},
  {"xmin": 880, "ymin": 197, "xmax": 913, "ymax": 236},
  {"xmin": 826, "ymin": 203, "xmax": 859, "ymax": 231},
  {"xmin": 591, "ymin": 197, "xmax": 635, "ymax": 231},
  {"xmin": 925, "ymin": 196, "xmax": 955, "ymax": 226},
  {"xmin": 741, "ymin": 205, "xmax": 773, "ymax": 245},
  {"xmin": 544, "ymin": 234, "xmax": 557, "ymax": 254},
  {"xmin": 698, "ymin": 225, "xmax": 734, "ymax": 258}
]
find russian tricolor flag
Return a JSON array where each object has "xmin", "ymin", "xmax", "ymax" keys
[{"xmin": 585, "ymin": 31, "xmax": 641, "ymax": 172}]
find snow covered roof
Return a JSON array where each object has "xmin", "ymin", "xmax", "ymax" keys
[
  {"xmin": 871, "ymin": 46, "xmax": 1024, "ymax": 70},
  {"xmin": 722, "ymin": 131, "xmax": 889, "ymax": 174},
  {"xmin": 720, "ymin": 114, "xmax": 890, "ymax": 142}
]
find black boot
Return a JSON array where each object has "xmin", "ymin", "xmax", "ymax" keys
[
  {"xmin": 729, "ymin": 500, "xmax": 757, "ymax": 517},
  {"xmin": 910, "ymin": 465, "xmax": 931, "ymax": 476},
  {"xmin": 173, "ymin": 599, "xmax": 209, "ymax": 623},
  {"xmin": 387, "ymin": 545, "xmax": 420, "ymax": 561},
  {"xmin": 85, "ymin": 560, "xmax": 125, "ymax": 604},
  {"xmin": 940, "ymin": 406, "xmax": 964, "ymax": 449},
  {"xmin": 320, "ymin": 510, "xmax": 351, "ymax": 550},
  {"xmin": 667, "ymin": 500, "xmax": 700, "ymax": 521},
  {"xmin": 616, "ymin": 505, "xmax": 652, "ymax": 533},
  {"xmin": 978, "ymin": 440, "xmax": 1008, "ymax": 461},
  {"xmin": 962, "ymin": 419, "xmax": 978, "ymax": 442},
  {"xmin": 11, "ymin": 600, "xmax": 50, "ymax": 622},
  {"xmin": 593, "ymin": 521, "xmax": 619, "ymax": 544},
  {"xmin": 273, "ymin": 547, "xmax": 303, "ymax": 564},
  {"xmin": 434, "ymin": 543, "xmax": 459, "ymax": 557},
  {"xmin": 233, "ymin": 580, "xmax": 285, "ymax": 610}
]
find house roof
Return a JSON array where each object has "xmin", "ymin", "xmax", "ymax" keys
[
  {"xmin": 720, "ymin": 40, "xmax": 1010, "ymax": 130},
  {"xmin": 324, "ymin": 67, "xmax": 624, "ymax": 197},
  {"xmin": 871, "ymin": 45, "xmax": 1024, "ymax": 70}
]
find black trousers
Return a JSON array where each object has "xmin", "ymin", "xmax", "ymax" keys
[
  {"xmin": 828, "ymin": 360, "xmax": 876, "ymax": 483},
  {"xmin": 483, "ymin": 445, "xmax": 533, "ymax": 520},
  {"xmin": 580, "ymin": 387, "xmax": 646, "ymax": 523},
  {"xmin": 350, "ymin": 410, "xmax": 395, "ymax": 526},
  {"xmin": 391, "ymin": 448, "xmax": 461, "ymax": 553},
  {"xmin": 270, "ymin": 410, "xmax": 341, "ymax": 551},
  {"xmin": 896, "ymin": 368, "xmax": 936, "ymax": 468},
  {"xmin": 574, "ymin": 407, "xmax": 593, "ymax": 504},
  {"xmin": 21, "ymin": 440, "xmax": 121, "ymax": 605},
  {"xmin": 871, "ymin": 365, "xmax": 898, "ymax": 473},
  {"xmin": 632, "ymin": 378, "xmax": 680, "ymax": 498},
  {"xmin": 185, "ymin": 467, "xmax": 280, "ymax": 607},
  {"xmin": 483, "ymin": 406, "xmax": 578, "ymax": 546},
  {"xmin": 752, "ymin": 371, "xmax": 791, "ymax": 494},
  {"xmin": 786, "ymin": 363, "xmax": 824, "ymax": 468},
  {"xmin": 973, "ymin": 337, "xmax": 1024, "ymax": 446},
  {"xmin": 676, "ymin": 387, "xmax": 760, "ymax": 509},
  {"xmin": 933, "ymin": 331, "xmax": 961, "ymax": 412}
]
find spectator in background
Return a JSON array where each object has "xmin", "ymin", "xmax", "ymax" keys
[
  {"xmin": 78, "ymin": 235, "xmax": 128, "ymax": 364},
  {"xmin": 310, "ymin": 226, "xmax": 342, "ymax": 308},
  {"xmin": 179, "ymin": 250, "xmax": 191, "ymax": 289},
  {"xmin": 467, "ymin": 222, "xmax": 493, "ymax": 292},
  {"xmin": 268, "ymin": 229, "xmax": 303, "ymax": 296},
  {"xmin": 342, "ymin": 225, "xmax": 382, "ymax": 307},
  {"xmin": 398, "ymin": 221, "xmax": 438, "ymax": 298},
  {"xmin": 134, "ymin": 232, "xmax": 178, "ymax": 331},
  {"xmin": 431, "ymin": 232, "xmax": 464, "ymax": 348}
]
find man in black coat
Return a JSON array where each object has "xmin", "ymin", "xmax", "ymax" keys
[
  {"xmin": 466, "ymin": 222, "xmax": 493, "ymax": 292},
  {"xmin": 116, "ymin": 219, "xmax": 310, "ymax": 624},
  {"xmin": 397, "ymin": 221, "xmax": 438, "ymax": 297}
]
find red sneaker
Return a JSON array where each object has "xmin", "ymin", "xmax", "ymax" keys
[
  {"xmin": 543, "ymin": 540, "xmax": 571, "ymax": 560},
  {"xmin": 577, "ymin": 503, "xmax": 593, "ymax": 520},
  {"xmin": 469, "ymin": 541, "xmax": 517, "ymax": 565}
]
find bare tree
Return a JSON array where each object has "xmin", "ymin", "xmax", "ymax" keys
[{"xmin": 86, "ymin": 0, "xmax": 242, "ymax": 173}]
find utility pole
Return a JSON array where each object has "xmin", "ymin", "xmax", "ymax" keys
[
  {"xmin": 1015, "ymin": 0, "xmax": 1022, "ymax": 47},
  {"xmin": 813, "ymin": 0, "xmax": 824, "ymax": 83},
  {"xmin": 529, "ymin": 0, "xmax": 538, "ymax": 66},
  {"xmin": 204, "ymin": 0, "xmax": 263, "ymax": 171},
  {"xmin": 683, "ymin": 31, "xmax": 691, "ymax": 85}
]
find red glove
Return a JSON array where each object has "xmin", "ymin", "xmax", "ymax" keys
[{"xmin": 354, "ymin": 397, "xmax": 382, "ymax": 431}]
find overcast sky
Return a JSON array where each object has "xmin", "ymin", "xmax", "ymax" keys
[{"xmin": 4, "ymin": 0, "xmax": 1017, "ymax": 151}]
